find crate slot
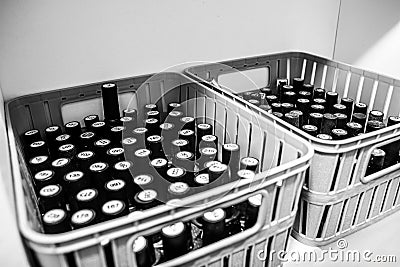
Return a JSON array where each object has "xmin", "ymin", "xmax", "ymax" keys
[
  {"xmin": 316, "ymin": 206, "xmax": 330, "ymax": 238},
  {"xmin": 366, "ymin": 186, "xmax": 378, "ymax": 220},
  {"xmin": 244, "ymin": 245, "xmax": 253, "ymax": 267},
  {"xmin": 380, "ymin": 180, "xmax": 392, "ymax": 212},
  {"xmin": 351, "ymin": 192, "xmax": 364, "ymax": 227},
  {"xmin": 301, "ymin": 200, "xmax": 307, "ymax": 235},
  {"xmin": 336, "ymin": 199, "xmax": 348, "ymax": 234},
  {"xmin": 383, "ymin": 85, "xmax": 394, "ymax": 117},
  {"xmin": 329, "ymin": 154, "xmax": 343, "ymax": 192}
]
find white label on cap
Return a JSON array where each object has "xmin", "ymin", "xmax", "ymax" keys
[
  {"xmin": 30, "ymin": 141, "xmax": 45, "ymax": 148},
  {"xmin": 90, "ymin": 162, "xmax": 107, "ymax": 172},
  {"xmin": 135, "ymin": 149, "xmax": 151, "ymax": 158},
  {"xmin": 59, "ymin": 144, "xmax": 74, "ymax": 151},
  {"xmin": 209, "ymin": 163, "xmax": 228, "ymax": 173},
  {"xmin": 114, "ymin": 161, "xmax": 131, "ymax": 170},
  {"xmin": 35, "ymin": 170, "xmax": 53, "ymax": 181},
  {"xmin": 122, "ymin": 137, "xmax": 137, "ymax": 145},
  {"xmin": 147, "ymin": 135, "xmax": 162, "ymax": 142},
  {"xmin": 92, "ymin": 122, "xmax": 105, "ymax": 127},
  {"xmin": 195, "ymin": 174, "xmax": 210, "ymax": 185},
  {"xmin": 202, "ymin": 135, "xmax": 217, "ymax": 142},
  {"xmin": 46, "ymin": 126, "xmax": 59, "ymax": 132},
  {"xmin": 145, "ymin": 118, "xmax": 158, "ymax": 124},
  {"xmin": 133, "ymin": 128, "xmax": 147, "ymax": 134},
  {"xmin": 25, "ymin": 130, "xmax": 39, "ymax": 136},
  {"xmin": 134, "ymin": 174, "xmax": 153, "ymax": 185},
  {"xmin": 169, "ymin": 111, "xmax": 182, "ymax": 117},
  {"xmin": 201, "ymin": 147, "xmax": 217, "ymax": 156},
  {"xmin": 198, "ymin": 124, "xmax": 211, "ymax": 130},
  {"xmin": 85, "ymin": 115, "xmax": 97, "ymax": 120},
  {"xmin": 310, "ymin": 113, "xmax": 323, "ymax": 118},
  {"xmin": 78, "ymin": 151, "xmax": 94, "ymax": 159},
  {"xmin": 151, "ymin": 158, "xmax": 168, "ymax": 167},
  {"xmin": 111, "ymin": 126, "xmax": 125, "ymax": 132},
  {"xmin": 167, "ymin": 167, "xmax": 185, "ymax": 178},
  {"xmin": 172, "ymin": 139, "xmax": 188, "ymax": 146},
  {"xmin": 106, "ymin": 179, "xmax": 125, "ymax": 190},
  {"xmin": 181, "ymin": 117, "xmax": 194, "ymax": 123},
  {"xmin": 160, "ymin": 123, "xmax": 174, "ymax": 130},
  {"xmin": 77, "ymin": 189, "xmax": 97, "ymax": 201},
  {"xmin": 371, "ymin": 110, "xmax": 383, "ymax": 116},
  {"xmin": 147, "ymin": 111, "xmax": 159, "ymax": 116},
  {"xmin": 179, "ymin": 129, "xmax": 194, "ymax": 136},
  {"xmin": 124, "ymin": 108, "xmax": 136, "ymax": 114},
  {"xmin": 109, "ymin": 147, "xmax": 124, "ymax": 155},
  {"xmin": 52, "ymin": 158, "xmax": 69, "ymax": 167},
  {"xmin": 205, "ymin": 161, "xmax": 221, "ymax": 169},
  {"xmin": 356, "ymin": 103, "xmax": 367, "ymax": 108},
  {"xmin": 169, "ymin": 103, "xmax": 181, "ymax": 108},
  {"xmin": 203, "ymin": 208, "xmax": 225, "ymax": 222},
  {"xmin": 56, "ymin": 134, "xmax": 70, "ymax": 141},
  {"xmin": 303, "ymin": 125, "xmax": 317, "ymax": 131},
  {"xmin": 133, "ymin": 236, "xmax": 147, "ymax": 253},
  {"xmin": 169, "ymin": 182, "xmax": 189, "ymax": 194},
  {"xmin": 40, "ymin": 185, "xmax": 60, "ymax": 197},
  {"xmin": 103, "ymin": 83, "xmax": 116, "ymax": 88},
  {"xmin": 162, "ymin": 222, "xmax": 185, "ymax": 237},
  {"xmin": 120, "ymin": 116, "xmax": 133, "ymax": 122},
  {"xmin": 65, "ymin": 171, "xmax": 84, "ymax": 181},
  {"xmin": 238, "ymin": 170, "xmax": 255, "ymax": 179},
  {"xmin": 95, "ymin": 139, "xmax": 111, "ymax": 146},
  {"xmin": 145, "ymin": 104, "xmax": 157, "ymax": 109},
  {"xmin": 333, "ymin": 129, "xmax": 347, "ymax": 135},
  {"xmin": 248, "ymin": 194, "xmax": 262, "ymax": 207},
  {"xmin": 80, "ymin": 132, "xmax": 95, "ymax": 139},
  {"xmin": 30, "ymin": 156, "xmax": 48, "ymax": 165},
  {"xmin": 241, "ymin": 157, "xmax": 259, "ymax": 166},
  {"xmin": 43, "ymin": 209, "xmax": 66, "ymax": 224},
  {"xmin": 137, "ymin": 190, "xmax": 157, "ymax": 202},
  {"xmin": 176, "ymin": 151, "xmax": 193, "ymax": 160},
  {"xmin": 65, "ymin": 121, "xmax": 79, "ymax": 128},
  {"xmin": 102, "ymin": 200, "xmax": 124, "ymax": 215},
  {"xmin": 71, "ymin": 209, "xmax": 94, "ymax": 225}
]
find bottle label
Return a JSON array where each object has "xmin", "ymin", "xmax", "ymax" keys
[
  {"xmin": 80, "ymin": 132, "xmax": 95, "ymax": 139},
  {"xmin": 167, "ymin": 167, "xmax": 185, "ymax": 178},
  {"xmin": 133, "ymin": 128, "xmax": 147, "ymax": 134},
  {"xmin": 137, "ymin": 189, "xmax": 157, "ymax": 202},
  {"xmin": 92, "ymin": 122, "xmax": 105, "ymax": 128},
  {"xmin": 169, "ymin": 111, "xmax": 183, "ymax": 117},
  {"xmin": 203, "ymin": 208, "xmax": 225, "ymax": 222},
  {"xmin": 59, "ymin": 144, "xmax": 74, "ymax": 152},
  {"xmin": 176, "ymin": 151, "xmax": 193, "ymax": 160},
  {"xmin": 160, "ymin": 123, "xmax": 174, "ymax": 130},
  {"xmin": 111, "ymin": 126, "xmax": 125, "ymax": 132},
  {"xmin": 134, "ymin": 149, "xmax": 151, "ymax": 158},
  {"xmin": 30, "ymin": 141, "xmax": 45, "ymax": 148},
  {"xmin": 77, "ymin": 189, "xmax": 97, "ymax": 201},
  {"xmin": 106, "ymin": 179, "xmax": 125, "ymax": 191},
  {"xmin": 241, "ymin": 157, "xmax": 259, "ymax": 167},
  {"xmin": 169, "ymin": 182, "xmax": 189, "ymax": 195},
  {"xmin": 95, "ymin": 139, "xmax": 111, "ymax": 147},
  {"xmin": 195, "ymin": 174, "xmax": 210, "ymax": 185},
  {"xmin": 202, "ymin": 135, "xmax": 217, "ymax": 142},
  {"xmin": 43, "ymin": 209, "xmax": 66, "ymax": 224},
  {"xmin": 65, "ymin": 171, "xmax": 84, "ymax": 181},
  {"xmin": 151, "ymin": 158, "xmax": 168, "ymax": 167},
  {"xmin": 46, "ymin": 126, "xmax": 59, "ymax": 132},
  {"xmin": 108, "ymin": 147, "xmax": 124, "ymax": 155},
  {"xmin": 237, "ymin": 169, "xmax": 256, "ymax": 179},
  {"xmin": 198, "ymin": 123, "xmax": 211, "ymax": 130},
  {"xmin": 122, "ymin": 137, "xmax": 137, "ymax": 145},
  {"xmin": 90, "ymin": 162, "xmax": 107, "ymax": 172},
  {"xmin": 65, "ymin": 121, "xmax": 79, "ymax": 128},
  {"xmin": 181, "ymin": 117, "xmax": 194, "ymax": 123},
  {"xmin": 134, "ymin": 174, "xmax": 153, "ymax": 185},
  {"xmin": 248, "ymin": 194, "xmax": 262, "ymax": 207},
  {"xmin": 162, "ymin": 222, "xmax": 185, "ymax": 237},
  {"xmin": 147, "ymin": 135, "xmax": 162, "ymax": 142},
  {"xmin": 77, "ymin": 151, "xmax": 94, "ymax": 159},
  {"xmin": 25, "ymin": 129, "xmax": 39, "ymax": 136},
  {"xmin": 201, "ymin": 147, "xmax": 217, "ymax": 156},
  {"xmin": 133, "ymin": 236, "xmax": 147, "ymax": 253},
  {"xmin": 71, "ymin": 209, "xmax": 94, "ymax": 225},
  {"xmin": 30, "ymin": 155, "xmax": 48, "ymax": 165},
  {"xmin": 52, "ymin": 158, "xmax": 70, "ymax": 168},
  {"xmin": 56, "ymin": 134, "xmax": 70, "ymax": 142},
  {"xmin": 179, "ymin": 129, "xmax": 194, "ymax": 136},
  {"xmin": 40, "ymin": 185, "xmax": 60, "ymax": 197},
  {"xmin": 223, "ymin": 143, "xmax": 239, "ymax": 151},
  {"xmin": 114, "ymin": 161, "xmax": 131, "ymax": 170},
  {"xmin": 172, "ymin": 139, "xmax": 188, "ymax": 147},
  {"xmin": 102, "ymin": 200, "xmax": 125, "ymax": 215},
  {"xmin": 34, "ymin": 170, "xmax": 53, "ymax": 181}
]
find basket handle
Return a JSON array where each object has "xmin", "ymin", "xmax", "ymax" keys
[
  {"xmin": 360, "ymin": 134, "xmax": 400, "ymax": 184},
  {"xmin": 127, "ymin": 189, "xmax": 270, "ymax": 267}
]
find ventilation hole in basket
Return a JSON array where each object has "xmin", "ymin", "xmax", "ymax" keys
[
  {"xmin": 380, "ymin": 181, "xmax": 392, "ymax": 213},
  {"xmin": 276, "ymin": 141, "xmax": 284, "ymax": 166},
  {"xmin": 329, "ymin": 154, "xmax": 342, "ymax": 191},
  {"xmin": 79, "ymin": 93, "xmax": 85, "ymax": 97},
  {"xmin": 259, "ymin": 132, "xmax": 267, "ymax": 171},
  {"xmin": 129, "ymin": 84, "xmax": 135, "ymax": 88},
  {"xmin": 243, "ymin": 64, "xmax": 248, "ymax": 68},
  {"xmin": 96, "ymin": 90, "xmax": 101, "ymax": 94},
  {"xmin": 366, "ymin": 186, "xmax": 378, "ymax": 220},
  {"xmin": 284, "ymin": 228, "xmax": 291, "ymax": 249},
  {"xmin": 316, "ymin": 206, "xmax": 330, "ymax": 238},
  {"xmin": 255, "ymin": 62, "xmax": 259, "ymax": 66},
  {"xmin": 247, "ymin": 123, "xmax": 253, "ymax": 156},
  {"xmin": 223, "ymin": 255, "xmax": 230, "ymax": 267},
  {"xmin": 392, "ymin": 180, "xmax": 400, "ymax": 207},
  {"xmin": 304, "ymin": 168, "xmax": 310, "ymax": 188},
  {"xmin": 348, "ymin": 150, "xmax": 362, "ymax": 186},
  {"xmin": 103, "ymin": 243, "xmax": 116, "ymax": 267},
  {"xmin": 264, "ymin": 236, "xmax": 274, "ymax": 267},
  {"xmin": 271, "ymin": 186, "xmax": 281, "ymax": 221},
  {"xmin": 352, "ymin": 192, "xmax": 364, "ymax": 226},
  {"xmin": 245, "ymin": 245, "xmax": 253, "ymax": 267},
  {"xmin": 301, "ymin": 200, "xmax": 307, "ymax": 235},
  {"xmin": 43, "ymin": 101, "xmax": 53, "ymax": 125},
  {"xmin": 336, "ymin": 199, "xmax": 349, "ymax": 233},
  {"xmin": 61, "ymin": 97, "xmax": 67, "ymax": 101},
  {"xmin": 65, "ymin": 252, "xmax": 78, "ymax": 267},
  {"xmin": 25, "ymin": 105, "xmax": 34, "ymax": 129}
]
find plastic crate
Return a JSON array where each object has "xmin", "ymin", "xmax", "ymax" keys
[
  {"xmin": 6, "ymin": 72, "xmax": 313, "ymax": 267},
  {"xmin": 185, "ymin": 52, "xmax": 400, "ymax": 246}
]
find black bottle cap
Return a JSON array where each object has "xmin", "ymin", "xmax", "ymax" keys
[
  {"xmin": 58, "ymin": 143, "xmax": 77, "ymax": 159},
  {"xmin": 331, "ymin": 129, "xmax": 348, "ymax": 140},
  {"xmin": 166, "ymin": 167, "xmax": 186, "ymax": 183},
  {"xmin": 134, "ymin": 189, "xmax": 159, "ymax": 210},
  {"xmin": 64, "ymin": 171, "xmax": 89, "ymax": 197},
  {"xmin": 78, "ymin": 131, "xmax": 96, "ymax": 150},
  {"xmin": 91, "ymin": 122, "xmax": 107, "ymax": 138},
  {"xmin": 271, "ymin": 102, "xmax": 282, "ymax": 113},
  {"xmin": 161, "ymin": 222, "xmax": 191, "ymax": 260},
  {"xmin": 282, "ymin": 91, "xmax": 297, "ymax": 104},
  {"xmin": 310, "ymin": 104, "xmax": 325, "ymax": 114},
  {"xmin": 101, "ymin": 200, "xmax": 128, "ymax": 221},
  {"xmin": 39, "ymin": 184, "xmax": 66, "ymax": 212},
  {"xmin": 167, "ymin": 182, "xmax": 190, "ymax": 201},
  {"xmin": 352, "ymin": 113, "xmax": 367, "ymax": 129},
  {"xmin": 29, "ymin": 155, "xmax": 50, "ymax": 173},
  {"xmin": 104, "ymin": 179, "xmax": 128, "ymax": 202},
  {"xmin": 73, "ymin": 188, "xmax": 100, "ymax": 213},
  {"xmin": 45, "ymin": 126, "xmax": 62, "ymax": 144},
  {"xmin": 333, "ymin": 104, "xmax": 347, "ymax": 115},
  {"xmin": 309, "ymin": 113, "xmax": 324, "ymax": 130},
  {"xmin": 335, "ymin": 113, "xmax": 348, "ymax": 129},
  {"xmin": 145, "ymin": 118, "xmax": 160, "ymax": 136},
  {"xmin": 302, "ymin": 84, "xmax": 314, "ymax": 93},
  {"xmin": 208, "ymin": 163, "xmax": 228, "ymax": 184},
  {"xmin": 23, "ymin": 129, "xmax": 41, "ymax": 145},
  {"xmin": 28, "ymin": 140, "xmax": 49, "ymax": 158},
  {"xmin": 302, "ymin": 125, "xmax": 318, "ymax": 137},
  {"xmin": 265, "ymin": 95, "xmax": 278, "ymax": 105},
  {"xmin": 180, "ymin": 116, "xmax": 196, "ymax": 130},
  {"xmin": 292, "ymin": 78, "xmax": 304, "ymax": 92},
  {"xmin": 346, "ymin": 122, "xmax": 363, "ymax": 137},
  {"xmin": 326, "ymin": 91, "xmax": 339, "ymax": 112},
  {"xmin": 94, "ymin": 139, "xmax": 112, "ymax": 156},
  {"xmin": 42, "ymin": 209, "xmax": 70, "ymax": 234},
  {"xmin": 320, "ymin": 113, "xmax": 337, "ymax": 135},
  {"xmin": 313, "ymin": 88, "xmax": 326, "ymax": 99},
  {"xmin": 240, "ymin": 157, "xmax": 259, "ymax": 172},
  {"xmin": 55, "ymin": 134, "xmax": 72, "ymax": 147},
  {"xmin": 34, "ymin": 170, "xmax": 55, "ymax": 190},
  {"xmin": 132, "ymin": 236, "xmax": 156, "ymax": 267},
  {"xmin": 354, "ymin": 103, "xmax": 368, "ymax": 115},
  {"xmin": 388, "ymin": 116, "xmax": 400, "ymax": 127},
  {"xmin": 101, "ymin": 83, "xmax": 120, "ymax": 122},
  {"xmin": 317, "ymin": 134, "xmax": 333, "ymax": 140},
  {"xmin": 89, "ymin": 162, "xmax": 110, "ymax": 190},
  {"xmin": 298, "ymin": 91, "xmax": 312, "ymax": 100},
  {"xmin": 84, "ymin": 115, "xmax": 100, "ymax": 128},
  {"xmin": 248, "ymin": 99, "xmax": 261, "ymax": 107},
  {"xmin": 144, "ymin": 104, "xmax": 158, "ymax": 112},
  {"xmin": 64, "ymin": 121, "xmax": 82, "ymax": 139},
  {"xmin": 272, "ymin": 112, "xmax": 284, "ymax": 119},
  {"xmin": 146, "ymin": 135, "xmax": 164, "ymax": 159},
  {"xmin": 281, "ymin": 103, "xmax": 294, "ymax": 114},
  {"xmin": 369, "ymin": 110, "xmax": 384, "ymax": 122},
  {"xmin": 168, "ymin": 103, "xmax": 182, "ymax": 113},
  {"xmin": 284, "ymin": 112, "xmax": 300, "ymax": 127},
  {"xmin": 110, "ymin": 126, "xmax": 125, "ymax": 144},
  {"xmin": 202, "ymin": 208, "xmax": 226, "ymax": 246},
  {"xmin": 71, "ymin": 209, "xmax": 97, "ymax": 229},
  {"xmin": 341, "ymin": 98, "xmax": 354, "ymax": 118},
  {"xmin": 366, "ymin": 120, "xmax": 386, "ymax": 133},
  {"xmin": 76, "ymin": 150, "xmax": 96, "ymax": 171}
]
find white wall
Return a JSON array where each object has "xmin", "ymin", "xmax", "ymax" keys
[
  {"xmin": 0, "ymin": 0, "xmax": 340, "ymax": 100},
  {"xmin": 334, "ymin": 0, "xmax": 400, "ymax": 79}
]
